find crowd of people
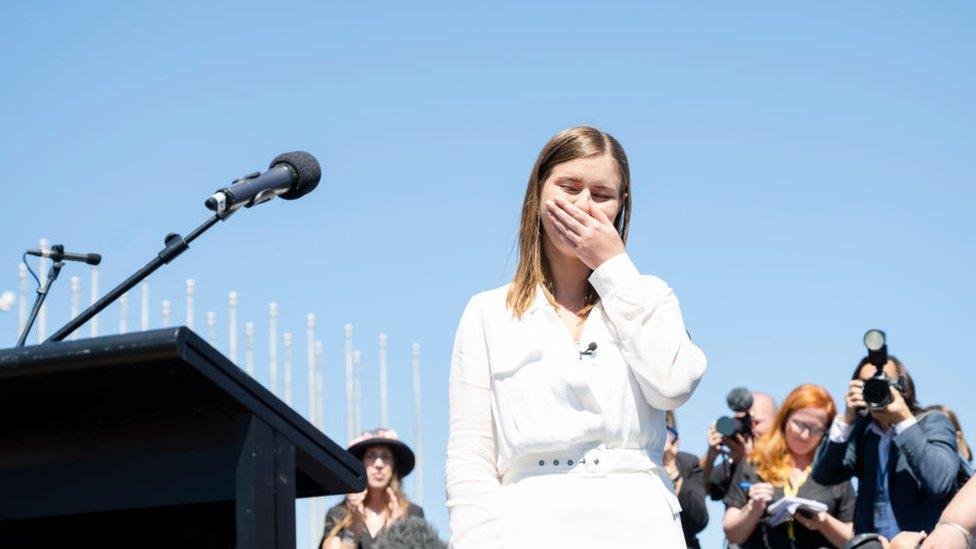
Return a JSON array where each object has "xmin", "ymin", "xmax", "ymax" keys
[
  {"xmin": 319, "ymin": 126, "xmax": 974, "ymax": 548},
  {"xmin": 321, "ymin": 362, "xmax": 975, "ymax": 549},
  {"xmin": 666, "ymin": 356, "xmax": 975, "ymax": 548}
]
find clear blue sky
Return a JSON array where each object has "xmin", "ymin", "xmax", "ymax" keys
[{"xmin": 2, "ymin": 2, "xmax": 974, "ymax": 547}]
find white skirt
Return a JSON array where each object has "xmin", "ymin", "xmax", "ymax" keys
[{"xmin": 499, "ymin": 446, "xmax": 686, "ymax": 549}]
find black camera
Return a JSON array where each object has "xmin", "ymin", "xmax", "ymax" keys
[
  {"xmin": 716, "ymin": 387, "xmax": 753, "ymax": 439},
  {"xmin": 861, "ymin": 329, "xmax": 903, "ymax": 410}
]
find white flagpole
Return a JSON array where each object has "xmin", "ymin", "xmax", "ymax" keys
[
  {"xmin": 283, "ymin": 331, "xmax": 293, "ymax": 405},
  {"xmin": 307, "ymin": 317, "xmax": 319, "ymax": 549},
  {"xmin": 314, "ymin": 341, "xmax": 324, "ymax": 427},
  {"xmin": 245, "ymin": 321, "xmax": 255, "ymax": 376},
  {"xmin": 228, "ymin": 291, "xmax": 238, "ymax": 364},
  {"xmin": 161, "ymin": 299, "xmax": 172, "ymax": 328},
  {"xmin": 37, "ymin": 238, "xmax": 48, "ymax": 342},
  {"xmin": 18, "ymin": 263, "xmax": 28, "ymax": 337},
  {"xmin": 306, "ymin": 313, "xmax": 316, "ymax": 424},
  {"xmin": 69, "ymin": 276, "xmax": 81, "ymax": 341},
  {"xmin": 206, "ymin": 311, "xmax": 217, "ymax": 346},
  {"xmin": 140, "ymin": 282, "xmax": 150, "ymax": 331},
  {"xmin": 268, "ymin": 302, "xmax": 279, "ymax": 396},
  {"xmin": 185, "ymin": 279, "xmax": 195, "ymax": 330},
  {"xmin": 353, "ymin": 349, "xmax": 362, "ymax": 437},
  {"xmin": 312, "ymin": 338, "xmax": 325, "ymax": 549},
  {"xmin": 89, "ymin": 265, "xmax": 99, "ymax": 337},
  {"xmin": 379, "ymin": 333, "xmax": 389, "ymax": 428},
  {"xmin": 118, "ymin": 292, "xmax": 129, "ymax": 334},
  {"xmin": 343, "ymin": 323, "xmax": 354, "ymax": 443},
  {"xmin": 412, "ymin": 342, "xmax": 424, "ymax": 505}
]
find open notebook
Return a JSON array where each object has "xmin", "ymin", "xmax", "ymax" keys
[{"xmin": 764, "ymin": 496, "xmax": 829, "ymax": 527}]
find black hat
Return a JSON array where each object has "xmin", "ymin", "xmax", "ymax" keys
[{"xmin": 346, "ymin": 428, "xmax": 416, "ymax": 477}]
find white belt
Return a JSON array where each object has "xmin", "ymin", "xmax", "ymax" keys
[{"xmin": 501, "ymin": 443, "xmax": 682, "ymax": 515}]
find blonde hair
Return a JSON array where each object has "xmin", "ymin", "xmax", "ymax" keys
[
  {"xmin": 505, "ymin": 126, "xmax": 632, "ymax": 318},
  {"xmin": 749, "ymin": 384, "xmax": 837, "ymax": 487}
]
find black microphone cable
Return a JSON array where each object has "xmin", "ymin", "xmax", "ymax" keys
[{"xmin": 20, "ymin": 252, "xmax": 42, "ymax": 291}]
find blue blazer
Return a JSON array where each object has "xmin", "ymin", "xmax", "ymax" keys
[{"xmin": 811, "ymin": 411, "xmax": 959, "ymax": 534}]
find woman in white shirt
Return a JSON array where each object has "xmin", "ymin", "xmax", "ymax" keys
[{"xmin": 446, "ymin": 126, "xmax": 707, "ymax": 548}]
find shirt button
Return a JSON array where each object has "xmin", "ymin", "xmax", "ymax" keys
[{"xmin": 553, "ymin": 460, "xmax": 560, "ymax": 466}]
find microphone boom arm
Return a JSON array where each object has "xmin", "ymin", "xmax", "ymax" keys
[{"xmin": 46, "ymin": 212, "xmax": 230, "ymax": 343}]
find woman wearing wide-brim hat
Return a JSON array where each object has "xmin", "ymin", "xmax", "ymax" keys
[{"xmin": 321, "ymin": 429, "xmax": 425, "ymax": 549}]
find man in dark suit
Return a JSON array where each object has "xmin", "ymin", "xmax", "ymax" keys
[{"xmin": 812, "ymin": 356, "xmax": 959, "ymax": 538}]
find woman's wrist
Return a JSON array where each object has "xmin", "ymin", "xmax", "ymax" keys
[
  {"xmin": 744, "ymin": 500, "xmax": 762, "ymax": 516},
  {"xmin": 934, "ymin": 522, "xmax": 974, "ymax": 547},
  {"xmin": 588, "ymin": 252, "xmax": 638, "ymax": 299},
  {"xmin": 806, "ymin": 512, "xmax": 828, "ymax": 532}
]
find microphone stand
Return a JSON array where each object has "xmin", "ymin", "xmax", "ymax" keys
[
  {"xmin": 17, "ymin": 260, "xmax": 65, "ymax": 347},
  {"xmin": 46, "ymin": 211, "xmax": 233, "ymax": 343}
]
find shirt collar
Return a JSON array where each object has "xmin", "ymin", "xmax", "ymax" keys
[
  {"xmin": 524, "ymin": 285, "xmax": 551, "ymax": 316},
  {"xmin": 867, "ymin": 421, "xmax": 893, "ymax": 438},
  {"xmin": 523, "ymin": 284, "xmax": 604, "ymax": 318}
]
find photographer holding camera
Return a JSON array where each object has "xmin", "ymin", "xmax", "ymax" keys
[
  {"xmin": 812, "ymin": 330, "xmax": 960, "ymax": 539},
  {"xmin": 701, "ymin": 388, "xmax": 778, "ymax": 502}
]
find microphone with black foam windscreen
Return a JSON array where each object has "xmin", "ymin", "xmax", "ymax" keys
[
  {"xmin": 726, "ymin": 386, "xmax": 754, "ymax": 413},
  {"xmin": 716, "ymin": 387, "xmax": 755, "ymax": 438},
  {"xmin": 205, "ymin": 151, "xmax": 321, "ymax": 214},
  {"xmin": 46, "ymin": 151, "xmax": 323, "ymax": 343}
]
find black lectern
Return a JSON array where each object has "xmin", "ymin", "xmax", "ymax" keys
[{"xmin": 0, "ymin": 328, "xmax": 365, "ymax": 548}]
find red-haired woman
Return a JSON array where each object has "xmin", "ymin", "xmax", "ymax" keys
[{"xmin": 724, "ymin": 384, "xmax": 855, "ymax": 548}]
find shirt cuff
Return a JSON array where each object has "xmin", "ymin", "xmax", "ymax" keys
[
  {"xmin": 894, "ymin": 416, "xmax": 918, "ymax": 435},
  {"xmin": 589, "ymin": 253, "xmax": 639, "ymax": 299},
  {"xmin": 829, "ymin": 417, "xmax": 854, "ymax": 443}
]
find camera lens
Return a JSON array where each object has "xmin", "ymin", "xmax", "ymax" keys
[
  {"xmin": 716, "ymin": 416, "xmax": 743, "ymax": 437},
  {"xmin": 863, "ymin": 378, "xmax": 892, "ymax": 409}
]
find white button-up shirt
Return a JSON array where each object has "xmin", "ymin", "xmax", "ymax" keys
[{"xmin": 445, "ymin": 253, "xmax": 707, "ymax": 547}]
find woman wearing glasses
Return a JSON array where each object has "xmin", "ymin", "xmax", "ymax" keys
[{"xmin": 723, "ymin": 384, "xmax": 855, "ymax": 548}]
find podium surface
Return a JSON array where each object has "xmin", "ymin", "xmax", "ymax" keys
[{"xmin": 0, "ymin": 328, "xmax": 364, "ymax": 547}]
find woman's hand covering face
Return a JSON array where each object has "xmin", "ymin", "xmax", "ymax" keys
[{"xmin": 545, "ymin": 197, "xmax": 625, "ymax": 270}]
